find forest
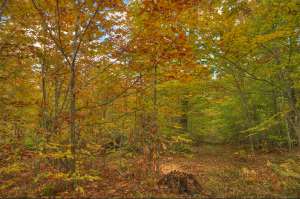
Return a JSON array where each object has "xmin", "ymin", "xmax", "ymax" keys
[{"xmin": 0, "ymin": 0, "xmax": 299, "ymax": 198}]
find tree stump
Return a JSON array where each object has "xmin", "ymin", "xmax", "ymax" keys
[{"xmin": 158, "ymin": 170, "xmax": 203, "ymax": 196}]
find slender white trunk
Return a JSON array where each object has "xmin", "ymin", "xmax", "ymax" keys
[{"xmin": 282, "ymin": 96, "xmax": 292, "ymax": 156}]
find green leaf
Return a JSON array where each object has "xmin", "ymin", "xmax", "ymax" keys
[
  {"xmin": 79, "ymin": 186, "xmax": 84, "ymax": 194},
  {"xmin": 34, "ymin": 177, "xmax": 39, "ymax": 182}
]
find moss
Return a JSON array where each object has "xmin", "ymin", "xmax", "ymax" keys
[{"xmin": 42, "ymin": 184, "xmax": 57, "ymax": 197}]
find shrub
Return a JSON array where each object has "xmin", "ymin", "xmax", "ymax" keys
[{"xmin": 23, "ymin": 141, "xmax": 35, "ymax": 151}]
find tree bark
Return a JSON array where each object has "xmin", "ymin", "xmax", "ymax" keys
[
  {"xmin": 70, "ymin": 14, "xmax": 80, "ymax": 195},
  {"xmin": 282, "ymin": 95, "xmax": 292, "ymax": 156}
]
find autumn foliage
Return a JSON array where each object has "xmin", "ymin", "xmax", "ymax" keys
[{"xmin": 0, "ymin": 0, "xmax": 300, "ymax": 198}]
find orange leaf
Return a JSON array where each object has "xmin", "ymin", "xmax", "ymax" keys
[
  {"xmin": 150, "ymin": 56, "xmax": 154, "ymax": 62},
  {"xmin": 143, "ymin": 145, "xmax": 150, "ymax": 154},
  {"xmin": 151, "ymin": 142, "xmax": 156, "ymax": 150},
  {"xmin": 159, "ymin": 143, "xmax": 167, "ymax": 152},
  {"xmin": 148, "ymin": 132, "xmax": 154, "ymax": 139}
]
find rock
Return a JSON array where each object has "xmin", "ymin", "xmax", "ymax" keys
[{"xmin": 42, "ymin": 184, "xmax": 57, "ymax": 197}]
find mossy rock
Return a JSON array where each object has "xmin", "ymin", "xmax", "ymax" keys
[{"xmin": 42, "ymin": 184, "xmax": 57, "ymax": 197}]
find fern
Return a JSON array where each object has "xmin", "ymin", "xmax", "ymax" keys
[{"xmin": 267, "ymin": 159, "xmax": 300, "ymax": 192}]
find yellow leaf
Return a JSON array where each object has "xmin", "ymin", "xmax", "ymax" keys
[{"xmin": 87, "ymin": 0, "xmax": 92, "ymax": 7}]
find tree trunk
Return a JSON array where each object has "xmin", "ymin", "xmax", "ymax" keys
[
  {"xmin": 70, "ymin": 14, "xmax": 80, "ymax": 195},
  {"xmin": 282, "ymin": 96, "xmax": 292, "ymax": 156},
  {"xmin": 180, "ymin": 98, "xmax": 188, "ymax": 133}
]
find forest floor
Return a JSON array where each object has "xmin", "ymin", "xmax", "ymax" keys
[{"xmin": 2, "ymin": 143, "xmax": 300, "ymax": 198}]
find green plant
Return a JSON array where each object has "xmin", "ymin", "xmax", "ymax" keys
[
  {"xmin": 120, "ymin": 162, "xmax": 128, "ymax": 170},
  {"xmin": 23, "ymin": 141, "xmax": 35, "ymax": 151},
  {"xmin": 90, "ymin": 169, "xmax": 101, "ymax": 176},
  {"xmin": 177, "ymin": 144, "xmax": 192, "ymax": 153},
  {"xmin": 266, "ymin": 135, "xmax": 289, "ymax": 148},
  {"xmin": 267, "ymin": 159, "xmax": 300, "ymax": 192}
]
